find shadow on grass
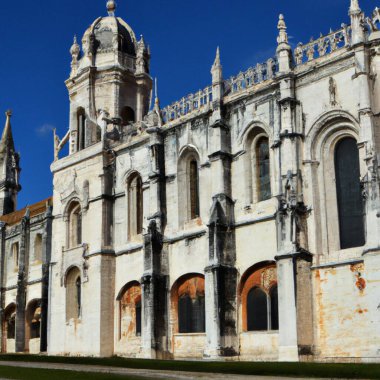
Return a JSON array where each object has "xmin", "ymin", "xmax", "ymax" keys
[{"xmin": 0, "ymin": 354, "xmax": 379, "ymax": 379}]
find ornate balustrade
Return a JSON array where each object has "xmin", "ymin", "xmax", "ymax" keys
[
  {"xmin": 294, "ymin": 25, "xmax": 351, "ymax": 66},
  {"xmin": 162, "ymin": 86, "xmax": 213, "ymax": 124},
  {"xmin": 225, "ymin": 58, "xmax": 278, "ymax": 94}
]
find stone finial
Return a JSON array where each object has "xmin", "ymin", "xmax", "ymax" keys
[
  {"xmin": 107, "ymin": 0, "xmax": 117, "ymax": 16},
  {"xmin": 2, "ymin": 110, "xmax": 14, "ymax": 146},
  {"xmin": 277, "ymin": 14, "xmax": 288, "ymax": 45},
  {"xmin": 349, "ymin": 0, "xmax": 361, "ymax": 14},
  {"xmin": 70, "ymin": 35, "xmax": 80, "ymax": 61},
  {"xmin": 213, "ymin": 46, "xmax": 221, "ymax": 68}
]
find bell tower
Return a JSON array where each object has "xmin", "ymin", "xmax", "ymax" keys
[
  {"xmin": 65, "ymin": 0, "xmax": 152, "ymax": 154},
  {"xmin": 0, "ymin": 111, "xmax": 21, "ymax": 216}
]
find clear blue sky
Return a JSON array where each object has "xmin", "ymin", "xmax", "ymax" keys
[{"xmin": 0, "ymin": 0, "xmax": 375, "ymax": 209}]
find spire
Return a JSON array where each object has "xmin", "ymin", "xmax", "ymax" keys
[
  {"xmin": 154, "ymin": 78, "xmax": 160, "ymax": 110},
  {"xmin": 107, "ymin": 0, "xmax": 116, "ymax": 16},
  {"xmin": 1, "ymin": 110, "xmax": 14, "ymax": 150},
  {"xmin": 213, "ymin": 46, "xmax": 221, "ymax": 69},
  {"xmin": 276, "ymin": 14, "xmax": 292, "ymax": 73},
  {"xmin": 349, "ymin": 0, "xmax": 361, "ymax": 15}
]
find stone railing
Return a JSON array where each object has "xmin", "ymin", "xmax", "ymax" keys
[
  {"xmin": 162, "ymin": 86, "xmax": 213, "ymax": 124},
  {"xmin": 225, "ymin": 58, "xmax": 278, "ymax": 94},
  {"xmin": 294, "ymin": 24, "xmax": 351, "ymax": 66}
]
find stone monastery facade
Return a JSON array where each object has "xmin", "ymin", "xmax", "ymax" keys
[{"xmin": 0, "ymin": 0, "xmax": 379, "ymax": 362}]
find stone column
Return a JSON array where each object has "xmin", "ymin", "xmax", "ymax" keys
[
  {"xmin": 204, "ymin": 51, "xmax": 238, "ymax": 357},
  {"xmin": 40, "ymin": 206, "xmax": 52, "ymax": 353},
  {"xmin": 0, "ymin": 222, "xmax": 6, "ymax": 352},
  {"xmin": 15, "ymin": 214, "xmax": 30, "ymax": 353},
  {"xmin": 141, "ymin": 128, "xmax": 168, "ymax": 359}
]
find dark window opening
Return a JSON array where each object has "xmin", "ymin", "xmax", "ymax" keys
[
  {"xmin": 334, "ymin": 138, "xmax": 365, "ymax": 249},
  {"xmin": 135, "ymin": 300, "xmax": 142, "ymax": 336},
  {"xmin": 76, "ymin": 277, "xmax": 81, "ymax": 318},
  {"xmin": 178, "ymin": 294, "xmax": 205, "ymax": 333},
  {"xmin": 189, "ymin": 160, "xmax": 200, "ymax": 219},
  {"xmin": 6, "ymin": 313, "xmax": 15, "ymax": 339},
  {"xmin": 247, "ymin": 287, "xmax": 268, "ymax": 331},
  {"xmin": 121, "ymin": 107, "xmax": 135, "ymax": 126},
  {"xmin": 77, "ymin": 108, "xmax": 86, "ymax": 151},
  {"xmin": 270, "ymin": 285, "xmax": 279, "ymax": 330},
  {"xmin": 30, "ymin": 321, "xmax": 41, "ymax": 339},
  {"xmin": 256, "ymin": 137, "xmax": 271, "ymax": 201}
]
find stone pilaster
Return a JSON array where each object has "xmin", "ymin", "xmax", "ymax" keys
[
  {"xmin": 40, "ymin": 206, "xmax": 52, "ymax": 353},
  {"xmin": 0, "ymin": 222, "xmax": 6, "ymax": 352},
  {"xmin": 15, "ymin": 213, "xmax": 29, "ymax": 353}
]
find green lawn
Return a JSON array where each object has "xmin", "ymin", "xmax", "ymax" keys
[
  {"xmin": 0, "ymin": 354, "xmax": 380, "ymax": 379},
  {"xmin": 0, "ymin": 365, "xmax": 153, "ymax": 380}
]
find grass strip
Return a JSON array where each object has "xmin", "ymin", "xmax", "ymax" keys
[
  {"xmin": 0, "ymin": 365, "xmax": 154, "ymax": 380},
  {"xmin": 0, "ymin": 354, "xmax": 380, "ymax": 379}
]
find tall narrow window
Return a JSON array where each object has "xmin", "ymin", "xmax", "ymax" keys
[
  {"xmin": 4, "ymin": 305, "xmax": 16, "ymax": 340},
  {"xmin": 256, "ymin": 137, "xmax": 271, "ymax": 201},
  {"xmin": 77, "ymin": 108, "xmax": 86, "ymax": 151},
  {"xmin": 247, "ymin": 287, "xmax": 268, "ymax": 331},
  {"xmin": 270, "ymin": 285, "xmax": 279, "ymax": 330},
  {"xmin": 76, "ymin": 277, "xmax": 81, "ymax": 318},
  {"xmin": 189, "ymin": 160, "xmax": 200, "ymax": 219},
  {"xmin": 66, "ymin": 267, "xmax": 81, "ymax": 321},
  {"xmin": 334, "ymin": 138, "xmax": 365, "ymax": 249},
  {"xmin": 135, "ymin": 300, "xmax": 142, "ymax": 336},
  {"xmin": 68, "ymin": 202, "xmax": 82, "ymax": 248},
  {"xmin": 128, "ymin": 174, "xmax": 143, "ymax": 238}
]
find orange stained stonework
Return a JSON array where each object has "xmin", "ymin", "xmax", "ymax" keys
[
  {"xmin": 119, "ymin": 282, "xmax": 141, "ymax": 339},
  {"xmin": 239, "ymin": 263, "xmax": 277, "ymax": 332}
]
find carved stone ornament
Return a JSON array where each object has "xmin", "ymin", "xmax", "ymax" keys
[{"xmin": 261, "ymin": 267, "xmax": 277, "ymax": 291}]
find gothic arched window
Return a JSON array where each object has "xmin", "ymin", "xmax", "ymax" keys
[
  {"xmin": 256, "ymin": 137, "xmax": 271, "ymax": 202},
  {"xmin": 118, "ymin": 282, "xmax": 142, "ymax": 339},
  {"xmin": 247, "ymin": 287, "xmax": 268, "ymax": 331},
  {"xmin": 66, "ymin": 267, "xmax": 81, "ymax": 321},
  {"xmin": 127, "ymin": 173, "xmax": 143, "ymax": 238},
  {"xmin": 189, "ymin": 160, "xmax": 200, "ymax": 220},
  {"xmin": 27, "ymin": 300, "xmax": 41, "ymax": 340},
  {"xmin": 172, "ymin": 274, "xmax": 205, "ymax": 334},
  {"xmin": 4, "ymin": 304, "xmax": 16, "ymax": 340},
  {"xmin": 77, "ymin": 107, "xmax": 86, "ymax": 151},
  {"xmin": 68, "ymin": 202, "xmax": 82, "ymax": 248},
  {"xmin": 334, "ymin": 137, "xmax": 365, "ymax": 249}
]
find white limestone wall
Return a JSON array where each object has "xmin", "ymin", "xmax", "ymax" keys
[{"xmin": 313, "ymin": 254, "xmax": 380, "ymax": 361}]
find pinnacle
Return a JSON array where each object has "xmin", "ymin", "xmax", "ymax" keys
[
  {"xmin": 350, "ymin": 0, "xmax": 361, "ymax": 13},
  {"xmin": 1, "ymin": 110, "xmax": 14, "ymax": 151},
  {"xmin": 107, "ymin": 0, "xmax": 117, "ymax": 16}
]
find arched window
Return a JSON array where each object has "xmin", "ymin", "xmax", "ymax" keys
[
  {"xmin": 66, "ymin": 267, "xmax": 81, "ymax": 321},
  {"xmin": 68, "ymin": 202, "xmax": 82, "ymax": 248},
  {"xmin": 127, "ymin": 173, "xmax": 143, "ymax": 238},
  {"xmin": 256, "ymin": 137, "xmax": 271, "ymax": 202},
  {"xmin": 11, "ymin": 242, "xmax": 19, "ymax": 271},
  {"xmin": 171, "ymin": 274, "xmax": 205, "ymax": 334},
  {"xmin": 77, "ymin": 107, "xmax": 86, "ymax": 151},
  {"xmin": 189, "ymin": 160, "xmax": 200, "ymax": 220},
  {"xmin": 334, "ymin": 138, "xmax": 365, "ymax": 249},
  {"xmin": 34, "ymin": 234, "xmax": 43, "ymax": 262},
  {"xmin": 241, "ymin": 264, "xmax": 278, "ymax": 332},
  {"xmin": 118, "ymin": 282, "xmax": 142, "ymax": 339},
  {"xmin": 4, "ymin": 305, "xmax": 16, "ymax": 340},
  {"xmin": 120, "ymin": 106, "xmax": 135, "ymax": 126},
  {"xmin": 247, "ymin": 287, "xmax": 268, "ymax": 331},
  {"xmin": 27, "ymin": 300, "xmax": 41, "ymax": 340}
]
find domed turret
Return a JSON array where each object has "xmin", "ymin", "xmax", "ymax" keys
[{"xmin": 65, "ymin": 1, "xmax": 153, "ymax": 155}]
